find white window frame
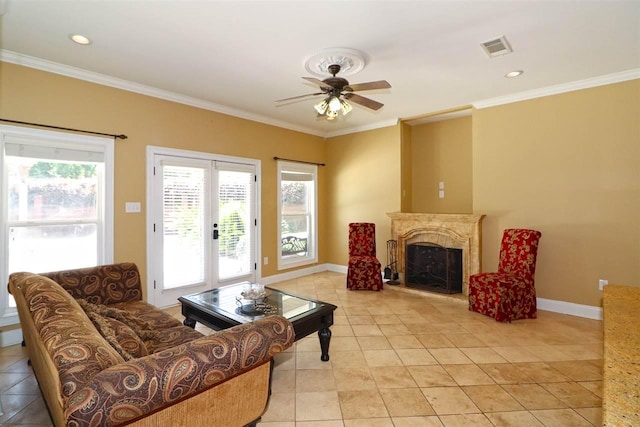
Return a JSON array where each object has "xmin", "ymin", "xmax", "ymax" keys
[
  {"xmin": 0, "ymin": 124, "xmax": 114, "ymax": 327},
  {"xmin": 277, "ymin": 160, "xmax": 318, "ymax": 270}
]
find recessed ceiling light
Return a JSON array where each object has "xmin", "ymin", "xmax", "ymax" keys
[
  {"xmin": 70, "ymin": 34, "xmax": 91, "ymax": 45},
  {"xmin": 505, "ymin": 70, "xmax": 523, "ymax": 78}
]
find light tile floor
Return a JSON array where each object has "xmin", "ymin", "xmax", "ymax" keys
[{"xmin": 0, "ymin": 271, "xmax": 603, "ymax": 426}]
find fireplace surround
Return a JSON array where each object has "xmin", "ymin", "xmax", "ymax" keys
[{"xmin": 387, "ymin": 212, "xmax": 484, "ymax": 296}]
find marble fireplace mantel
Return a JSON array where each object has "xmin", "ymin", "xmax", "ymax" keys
[{"xmin": 386, "ymin": 212, "xmax": 485, "ymax": 296}]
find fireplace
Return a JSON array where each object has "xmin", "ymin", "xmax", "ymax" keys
[
  {"xmin": 387, "ymin": 212, "xmax": 484, "ymax": 296},
  {"xmin": 406, "ymin": 243, "xmax": 462, "ymax": 294}
]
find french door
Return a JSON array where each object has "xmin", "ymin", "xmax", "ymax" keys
[{"xmin": 150, "ymin": 153, "xmax": 257, "ymax": 308}]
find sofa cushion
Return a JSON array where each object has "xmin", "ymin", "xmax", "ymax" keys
[
  {"xmin": 77, "ymin": 299, "xmax": 156, "ymax": 339},
  {"xmin": 41, "ymin": 262, "xmax": 143, "ymax": 305},
  {"xmin": 79, "ymin": 299, "xmax": 204, "ymax": 355},
  {"xmin": 111, "ymin": 300, "xmax": 184, "ymax": 330},
  {"xmin": 85, "ymin": 312, "xmax": 149, "ymax": 360}
]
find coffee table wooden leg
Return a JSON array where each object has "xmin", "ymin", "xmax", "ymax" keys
[
  {"xmin": 183, "ymin": 317, "xmax": 196, "ymax": 328},
  {"xmin": 318, "ymin": 327, "xmax": 332, "ymax": 361}
]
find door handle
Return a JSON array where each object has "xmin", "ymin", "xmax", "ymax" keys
[{"xmin": 213, "ymin": 229, "xmax": 219, "ymax": 240}]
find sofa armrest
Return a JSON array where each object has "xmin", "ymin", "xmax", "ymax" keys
[
  {"xmin": 64, "ymin": 315, "xmax": 295, "ymax": 427},
  {"xmin": 40, "ymin": 262, "xmax": 143, "ymax": 305}
]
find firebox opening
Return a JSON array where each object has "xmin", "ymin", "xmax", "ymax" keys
[{"xmin": 406, "ymin": 242, "xmax": 463, "ymax": 294}]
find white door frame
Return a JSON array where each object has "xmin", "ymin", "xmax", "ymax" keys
[{"xmin": 145, "ymin": 145, "xmax": 261, "ymax": 307}]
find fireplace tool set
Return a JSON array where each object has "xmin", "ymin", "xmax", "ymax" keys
[{"xmin": 384, "ymin": 240, "xmax": 400, "ymax": 285}]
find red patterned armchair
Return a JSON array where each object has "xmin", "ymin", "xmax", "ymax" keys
[
  {"xmin": 469, "ymin": 229, "xmax": 542, "ymax": 322},
  {"xmin": 347, "ymin": 222, "xmax": 383, "ymax": 291}
]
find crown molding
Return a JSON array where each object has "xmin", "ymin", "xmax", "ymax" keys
[
  {"xmin": 3, "ymin": 50, "xmax": 637, "ymax": 137},
  {"xmin": 473, "ymin": 69, "xmax": 640, "ymax": 109},
  {"xmin": 404, "ymin": 108, "xmax": 472, "ymax": 126},
  {"xmin": 324, "ymin": 118, "xmax": 400, "ymax": 138},
  {"xmin": 0, "ymin": 50, "xmax": 325, "ymax": 137}
]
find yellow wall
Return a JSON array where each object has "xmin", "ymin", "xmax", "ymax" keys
[
  {"xmin": 411, "ymin": 115, "xmax": 473, "ymax": 213},
  {"xmin": 473, "ymin": 79, "xmax": 640, "ymax": 306},
  {"xmin": 3, "ymin": 61, "xmax": 638, "ymax": 310},
  {"xmin": 0, "ymin": 62, "xmax": 326, "ymax": 293},
  {"xmin": 325, "ymin": 125, "xmax": 402, "ymax": 266}
]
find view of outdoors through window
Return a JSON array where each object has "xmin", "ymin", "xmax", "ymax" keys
[
  {"xmin": 7, "ymin": 157, "xmax": 100, "ymax": 305},
  {"xmin": 162, "ymin": 165, "xmax": 253, "ymax": 289},
  {"xmin": 218, "ymin": 170, "xmax": 252, "ymax": 279},
  {"xmin": 162, "ymin": 165, "xmax": 206, "ymax": 289},
  {"xmin": 281, "ymin": 172, "xmax": 311, "ymax": 258}
]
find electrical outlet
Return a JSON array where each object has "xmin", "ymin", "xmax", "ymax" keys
[
  {"xmin": 599, "ymin": 279, "xmax": 608, "ymax": 291},
  {"xmin": 263, "ymin": 257, "xmax": 269, "ymax": 265}
]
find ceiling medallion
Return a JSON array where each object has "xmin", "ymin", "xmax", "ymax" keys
[{"xmin": 304, "ymin": 48, "xmax": 367, "ymax": 78}]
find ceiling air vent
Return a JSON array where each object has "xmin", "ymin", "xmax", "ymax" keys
[{"xmin": 481, "ymin": 36, "xmax": 513, "ymax": 58}]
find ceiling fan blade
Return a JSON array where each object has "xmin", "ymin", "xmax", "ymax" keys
[
  {"xmin": 275, "ymin": 92, "xmax": 323, "ymax": 103},
  {"xmin": 302, "ymin": 77, "xmax": 333, "ymax": 90},
  {"xmin": 345, "ymin": 80, "xmax": 391, "ymax": 92},
  {"xmin": 344, "ymin": 93, "xmax": 384, "ymax": 111}
]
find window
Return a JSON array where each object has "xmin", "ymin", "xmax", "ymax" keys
[
  {"xmin": 217, "ymin": 163, "xmax": 256, "ymax": 281},
  {"xmin": 161, "ymin": 162, "xmax": 208, "ymax": 289},
  {"xmin": 277, "ymin": 161, "xmax": 317, "ymax": 269},
  {"xmin": 0, "ymin": 125, "xmax": 113, "ymax": 325}
]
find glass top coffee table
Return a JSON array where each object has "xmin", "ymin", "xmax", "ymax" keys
[{"xmin": 179, "ymin": 282, "xmax": 337, "ymax": 361}]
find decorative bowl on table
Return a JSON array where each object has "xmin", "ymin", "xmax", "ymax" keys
[
  {"xmin": 240, "ymin": 284, "xmax": 269, "ymax": 301},
  {"xmin": 236, "ymin": 283, "xmax": 272, "ymax": 315}
]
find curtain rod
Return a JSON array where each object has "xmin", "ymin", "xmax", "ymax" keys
[
  {"xmin": 0, "ymin": 118, "xmax": 128, "ymax": 140},
  {"xmin": 273, "ymin": 156, "xmax": 325, "ymax": 166}
]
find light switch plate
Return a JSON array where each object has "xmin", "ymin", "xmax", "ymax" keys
[
  {"xmin": 438, "ymin": 190, "xmax": 445, "ymax": 199},
  {"xmin": 125, "ymin": 202, "xmax": 141, "ymax": 213}
]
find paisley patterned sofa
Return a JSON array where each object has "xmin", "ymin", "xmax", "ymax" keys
[{"xmin": 8, "ymin": 263, "xmax": 295, "ymax": 427}]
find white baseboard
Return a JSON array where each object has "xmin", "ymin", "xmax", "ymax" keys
[
  {"xmin": 0, "ymin": 328, "xmax": 23, "ymax": 347},
  {"xmin": 284, "ymin": 264, "xmax": 604, "ymax": 320},
  {"xmin": 260, "ymin": 263, "xmax": 331, "ymax": 285},
  {"xmin": 326, "ymin": 263, "xmax": 348, "ymax": 274},
  {"xmin": 537, "ymin": 297, "xmax": 602, "ymax": 320}
]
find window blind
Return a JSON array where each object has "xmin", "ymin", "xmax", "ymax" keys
[
  {"xmin": 162, "ymin": 165, "xmax": 206, "ymax": 286},
  {"xmin": 4, "ymin": 137, "xmax": 104, "ymax": 162}
]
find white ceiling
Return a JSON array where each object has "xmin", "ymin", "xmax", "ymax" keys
[{"xmin": 1, "ymin": 1, "xmax": 639, "ymax": 137}]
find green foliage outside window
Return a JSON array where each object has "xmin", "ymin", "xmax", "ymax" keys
[
  {"xmin": 10, "ymin": 162, "xmax": 98, "ymax": 212},
  {"xmin": 219, "ymin": 201, "xmax": 246, "ymax": 257},
  {"xmin": 282, "ymin": 181, "xmax": 306, "ymax": 206},
  {"xmin": 29, "ymin": 162, "xmax": 96, "ymax": 179}
]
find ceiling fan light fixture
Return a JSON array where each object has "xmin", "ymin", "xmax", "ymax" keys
[
  {"xmin": 318, "ymin": 96, "xmax": 352, "ymax": 120},
  {"xmin": 314, "ymin": 99, "xmax": 329, "ymax": 114},
  {"xmin": 325, "ymin": 109, "xmax": 339, "ymax": 120},
  {"xmin": 328, "ymin": 96, "xmax": 342, "ymax": 113},
  {"xmin": 340, "ymin": 99, "xmax": 353, "ymax": 115}
]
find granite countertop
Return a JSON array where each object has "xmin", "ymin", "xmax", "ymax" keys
[{"xmin": 602, "ymin": 285, "xmax": 640, "ymax": 426}]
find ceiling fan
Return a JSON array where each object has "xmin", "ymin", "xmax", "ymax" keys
[{"xmin": 275, "ymin": 64, "xmax": 391, "ymax": 120}]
